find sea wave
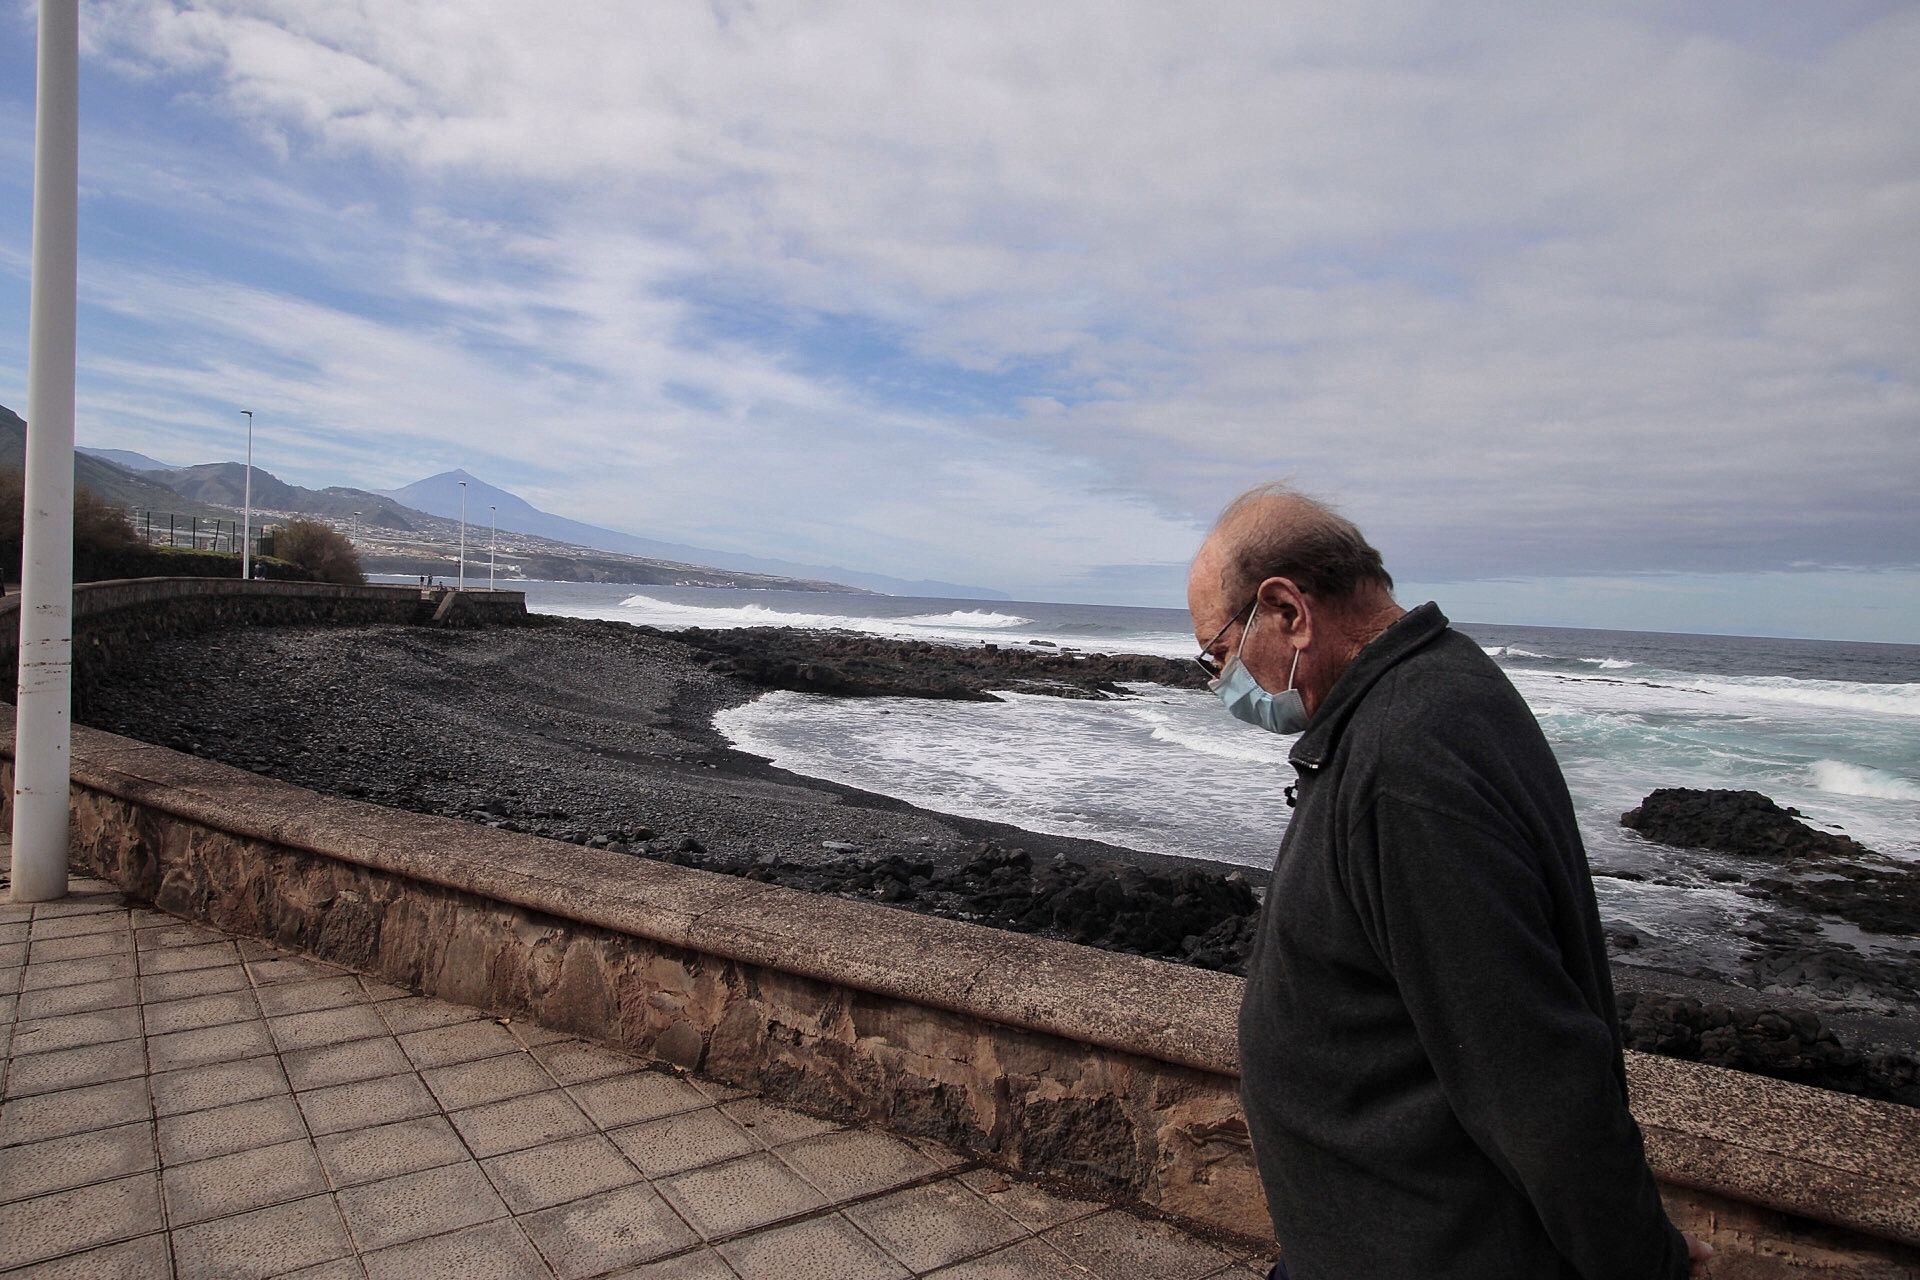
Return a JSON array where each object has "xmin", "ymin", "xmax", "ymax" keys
[
  {"xmin": 1808, "ymin": 760, "xmax": 1920, "ymax": 801},
  {"xmin": 1579, "ymin": 657, "xmax": 1636, "ymax": 670},
  {"xmin": 1681, "ymin": 675, "xmax": 1920, "ymax": 719},
  {"xmin": 609, "ymin": 594, "xmax": 1032, "ymax": 634},
  {"xmin": 893, "ymin": 609, "xmax": 1034, "ymax": 629},
  {"xmin": 1122, "ymin": 703, "xmax": 1297, "ymax": 764}
]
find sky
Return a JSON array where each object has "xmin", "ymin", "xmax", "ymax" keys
[{"xmin": 1, "ymin": 2, "xmax": 1916, "ymax": 641}]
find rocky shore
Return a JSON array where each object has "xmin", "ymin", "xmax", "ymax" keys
[{"xmin": 72, "ymin": 615, "xmax": 1918, "ymax": 1104}]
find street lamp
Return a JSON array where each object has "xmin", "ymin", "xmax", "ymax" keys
[
  {"xmin": 489, "ymin": 504, "xmax": 497, "ymax": 589},
  {"xmin": 350, "ymin": 510, "xmax": 360, "ymax": 544},
  {"xmin": 457, "ymin": 480, "xmax": 467, "ymax": 592},
  {"xmin": 11, "ymin": 0, "xmax": 79, "ymax": 902},
  {"xmin": 240, "ymin": 409, "xmax": 254, "ymax": 580}
]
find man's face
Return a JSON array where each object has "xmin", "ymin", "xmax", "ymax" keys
[{"xmin": 1187, "ymin": 544, "xmax": 1252, "ymax": 676}]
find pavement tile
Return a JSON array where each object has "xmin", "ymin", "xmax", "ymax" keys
[
  {"xmin": 1044, "ymin": 1209, "xmax": 1238, "ymax": 1280},
  {"xmin": 482, "ymin": 1132, "xmax": 644, "ymax": 1213},
  {"xmin": 531, "ymin": 1037, "xmax": 640, "ymax": 1084},
  {"xmin": 158, "ymin": 1094, "xmax": 308, "ymax": 1165},
  {"xmin": 451, "ymin": 1088, "xmax": 596, "ymax": 1159},
  {"xmin": 0, "ymin": 1232, "xmax": 174, "ymax": 1280},
  {"xmin": 281, "ymin": 1259, "xmax": 369, "ymax": 1280},
  {"xmin": 423, "ymin": 1049, "xmax": 552, "ymax": 1110},
  {"xmin": 378, "ymin": 993, "xmax": 485, "ymax": 1033},
  {"xmin": 0, "ymin": 1119, "xmax": 156, "ymax": 1206},
  {"xmin": 140, "ymin": 961, "xmax": 251, "ymax": 1004},
  {"xmin": 283, "ymin": 1034, "xmax": 412, "ymax": 1092},
  {"xmin": 608, "ymin": 1251, "xmax": 741, "ymax": 1280},
  {"xmin": 691, "ymin": 1074, "xmax": 748, "ymax": 1105},
  {"xmin": 721, "ymin": 1097, "xmax": 843, "ymax": 1147},
  {"xmin": 271, "ymin": 1003, "xmax": 391, "ymax": 1052},
  {"xmin": 138, "ymin": 939, "xmax": 241, "ymax": 974},
  {"xmin": 776, "ymin": 1128, "xmax": 940, "ymax": 1200},
  {"xmin": 506, "ymin": 1020, "xmax": 572, "ymax": 1049},
  {"xmin": 398, "ymin": 1017, "xmax": 521, "ymax": 1068},
  {"xmin": 336, "ymin": 1160, "xmax": 509, "ymax": 1252},
  {"xmin": 29, "ymin": 929, "xmax": 132, "ymax": 963},
  {"xmin": 0, "ymin": 902, "xmax": 29, "ymax": 925},
  {"xmin": 171, "ymin": 1193, "xmax": 356, "ymax": 1280},
  {"xmin": 21, "ymin": 951, "xmax": 136, "ymax": 989},
  {"xmin": 0, "ymin": 919, "xmax": 25, "ymax": 944},
  {"xmin": 657, "ymin": 1151, "xmax": 829, "ymax": 1240},
  {"xmin": 362, "ymin": 1217, "xmax": 551, "ymax": 1280},
  {"xmin": 356, "ymin": 976, "xmax": 412, "ymax": 1003},
  {"xmin": 0, "ymin": 1172, "xmax": 163, "ymax": 1271},
  {"xmin": 142, "ymin": 987, "xmax": 261, "ymax": 1036},
  {"xmin": 846, "ymin": 1179, "xmax": 1029, "ymax": 1274},
  {"xmin": 250, "ymin": 954, "xmax": 343, "ymax": 986},
  {"xmin": 9, "ymin": 1004, "xmax": 143, "ymax": 1055},
  {"xmin": 520, "ymin": 1182, "xmax": 701, "ymax": 1280},
  {"xmin": 0, "ymin": 941, "xmax": 24, "ymax": 969},
  {"xmin": 30, "ymin": 893, "xmax": 125, "ymax": 919},
  {"xmin": 571, "ymin": 1069, "xmax": 710, "ymax": 1129},
  {"xmin": 315, "ymin": 1113, "xmax": 470, "ymax": 1188},
  {"xmin": 133, "ymin": 922, "xmax": 221, "ymax": 951},
  {"xmin": 30, "ymin": 909, "xmax": 130, "ymax": 940},
  {"xmin": 146, "ymin": 1016, "xmax": 275, "ymax": 1071},
  {"xmin": 257, "ymin": 973, "xmax": 366, "ymax": 1017},
  {"xmin": 0, "ymin": 967, "xmax": 20, "ymax": 997},
  {"xmin": 15, "ymin": 975, "xmax": 139, "ymax": 1019},
  {"xmin": 3, "ymin": 1034, "xmax": 146, "ymax": 1097},
  {"xmin": 612, "ymin": 1107, "xmax": 762, "ymax": 1178},
  {"xmin": 162, "ymin": 1136, "xmax": 329, "ymax": 1226},
  {"xmin": 718, "ymin": 1214, "xmax": 910, "ymax": 1280},
  {"xmin": 958, "ymin": 1168, "xmax": 1104, "ymax": 1231},
  {"xmin": 926, "ymin": 1238, "xmax": 1099, "ymax": 1279},
  {"xmin": 151, "ymin": 1053, "xmax": 288, "ymax": 1117},
  {"xmin": 297, "ymin": 1070, "xmax": 438, "ymax": 1136},
  {"xmin": 0, "ymin": 1076, "xmax": 151, "ymax": 1147}
]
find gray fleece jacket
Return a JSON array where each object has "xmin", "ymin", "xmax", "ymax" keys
[{"xmin": 1238, "ymin": 602, "xmax": 1688, "ymax": 1279}]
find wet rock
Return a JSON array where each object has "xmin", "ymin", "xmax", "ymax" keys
[{"xmin": 1621, "ymin": 788, "xmax": 1869, "ymax": 862}]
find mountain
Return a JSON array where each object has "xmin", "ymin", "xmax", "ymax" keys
[
  {"xmin": 383, "ymin": 470, "xmax": 1008, "ymax": 599},
  {"xmin": 148, "ymin": 463, "xmax": 418, "ymax": 530},
  {"xmin": 78, "ymin": 446, "xmax": 177, "ymax": 472},
  {"xmin": 0, "ymin": 404, "xmax": 214, "ymax": 515}
]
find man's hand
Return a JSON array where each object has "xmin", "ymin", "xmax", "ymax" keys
[{"xmin": 1685, "ymin": 1233, "xmax": 1715, "ymax": 1272}]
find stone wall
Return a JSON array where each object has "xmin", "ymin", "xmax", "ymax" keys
[
  {"xmin": 0, "ymin": 578, "xmax": 527, "ymax": 699},
  {"xmin": 6, "ymin": 722, "xmax": 1918, "ymax": 1275}
]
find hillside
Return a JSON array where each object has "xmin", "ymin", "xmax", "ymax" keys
[{"xmin": 0, "ymin": 405, "xmax": 220, "ymax": 517}]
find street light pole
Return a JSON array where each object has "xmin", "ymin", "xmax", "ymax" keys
[
  {"xmin": 240, "ymin": 409, "xmax": 254, "ymax": 580},
  {"xmin": 457, "ymin": 480, "xmax": 467, "ymax": 592},
  {"xmin": 489, "ymin": 505, "xmax": 497, "ymax": 589},
  {"xmin": 350, "ymin": 510, "xmax": 360, "ymax": 543},
  {"xmin": 11, "ymin": 0, "xmax": 79, "ymax": 903}
]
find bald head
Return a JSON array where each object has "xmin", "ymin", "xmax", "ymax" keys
[{"xmin": 1197, "ymin": 483, "xmax": 1394, "ymax": 613}]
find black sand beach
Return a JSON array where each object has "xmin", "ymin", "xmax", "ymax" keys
[{"xmin": 74, "ymin": 615, "xmax": 1919, "ymax": 1103}]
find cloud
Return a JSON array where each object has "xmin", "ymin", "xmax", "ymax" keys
[{"xmin": 5, "ymin": 1, "xmax": 1914, "ymax": 604}]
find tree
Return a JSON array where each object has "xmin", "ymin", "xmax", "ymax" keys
[
  {"xmin": 0, "ymin": 467, "xmax": 138, "ymax": 584},
  {"xmin": 272, "ymin": 517, "xmax": 364, "ymax": 585}
]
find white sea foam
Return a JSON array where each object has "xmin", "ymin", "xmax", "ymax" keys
[
  {"xmin": 1678, "ymin": 675, "xmax": 1920, "ymax": 719},
  {"xmin": 1579, "ymin": 657, "xmax": 1636, "ymax": 670},
  {"xmin": 893, "ymin": 609, "xmax": 1034, "ymax": 629},
  {"xmin": 1121, "ymin": 701, "xmax": 1298, "ymax": 765},
  {"xmin": 1808, "ymin": 760, "xmax": 1920, "ymax": 801}
]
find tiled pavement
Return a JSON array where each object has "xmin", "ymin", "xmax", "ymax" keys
[{"xmin": 0, "ymin": 874, "xmax": 1276, "ymax": 1279}]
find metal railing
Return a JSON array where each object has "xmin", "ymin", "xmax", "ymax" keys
[{"xmin": 128, "ymin": 508, "xmax": 275, "ymax": 556}]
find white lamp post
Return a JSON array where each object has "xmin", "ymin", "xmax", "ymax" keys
[
  {"xmin": 350, "ymin": 510, "xmax": 360, "ymax": 544},
  {"xmin": 12, "ymin": 0, "xmax": 79, "ymax": 902},
  {"xmin": 457, "ymin": 480, "xmax": 467, "ymax": 592},
  {"xmin": 489, "ymin": 504, "xmax": 497, "ymax": 589},
  {"xmin": 240, "ymin": 409, "xmax": 253, "ymax": 580}
]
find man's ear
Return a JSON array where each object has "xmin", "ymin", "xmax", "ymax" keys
[{"xmin": 1256, "ymin": 576, "xmax": 1313, "ymax": 647}]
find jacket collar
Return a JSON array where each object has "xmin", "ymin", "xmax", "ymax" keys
[{"xmin": 1289, "ymin": 601, "xmax": 1450, "ymax": 771}]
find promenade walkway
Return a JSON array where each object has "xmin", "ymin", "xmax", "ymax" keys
[{"xmin": 0, "ymin": 864, "xmax": 1273, "ymax": 1279}]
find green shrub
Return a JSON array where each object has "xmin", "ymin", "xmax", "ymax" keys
[{"xmin": 271, "ymin": 518, "xmax": 364, "ymax": 586}]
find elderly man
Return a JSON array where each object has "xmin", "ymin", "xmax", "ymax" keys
[{"xmin": 1189, "ymin": 484, "xmax": 1709, "ymax": 1279}]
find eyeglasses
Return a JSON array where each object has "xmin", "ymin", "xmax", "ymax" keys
[{"xmin": 1193, "ymin": 598, "xmax": 1257, "ymax": 679}]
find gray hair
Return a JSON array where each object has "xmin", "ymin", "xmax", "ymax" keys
[{"xmin": 1209, "ymin": 482, "xmax": 1394, "ymax": 604}]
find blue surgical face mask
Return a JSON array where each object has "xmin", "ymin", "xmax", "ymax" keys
[{"xmin": 1208, "ymin": 601, "xmax": 1308, "ymax": 735}]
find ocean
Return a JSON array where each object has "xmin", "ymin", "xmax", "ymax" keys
[{"xmin": 519, "ymin": 580, "xmax": 1920, "ymax": 976}]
